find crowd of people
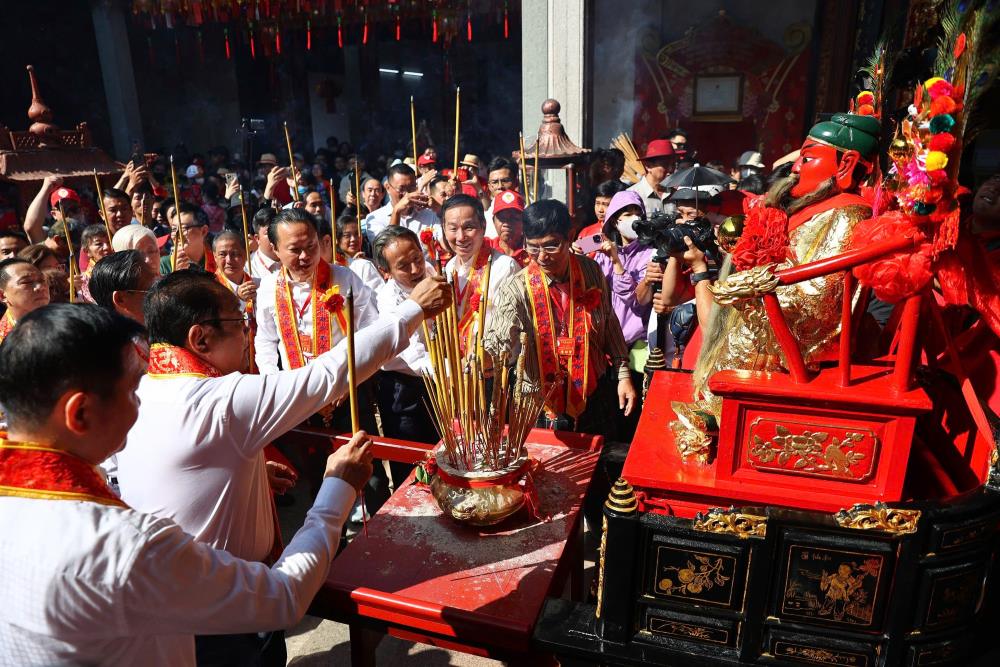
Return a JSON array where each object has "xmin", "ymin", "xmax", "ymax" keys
[{"xmin": 1, "ymin": 115, "xmax": 998, "ymax": 665}]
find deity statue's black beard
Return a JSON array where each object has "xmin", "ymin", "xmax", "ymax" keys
[{"xmin": 765, "ymin": 174, "xmax": 838, "ymax": 215}]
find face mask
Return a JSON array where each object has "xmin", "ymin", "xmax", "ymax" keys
[
  {"xmin": 297, "ymin": 185, "xmax": 308, "ymax": 195},
  {"xmin": 616, "ymin": 214, "xmax": 640, "ymax": 241}
]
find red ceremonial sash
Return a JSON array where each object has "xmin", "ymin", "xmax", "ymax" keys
[
  {"xmin": 524, "ymin": 255, "xmax": 595, "ymax": 419},
  {"xmin": 274, "ymin": 262, "xmax": 346, "ymax": 370},
  {"xmin": 146, "ymin": 343, "xmax": 223, "ymax": 379},
  {"xmin": 455, "ymin": 246, "xmax": 492, "ymax": 356},
  {"xmin": 0, "ymin": 311, "xmax": 15, "ymax": 345},
  {"xmin": 0, "ymin": 438, "xmax": 126, "ymax": 508},
  {"xmin": 335, "ymin": 250, "xmax": 350, "ymax": 267},
  {"xmin": 788, "ymin": 192, "xmax": 872, "ymax": 233}
]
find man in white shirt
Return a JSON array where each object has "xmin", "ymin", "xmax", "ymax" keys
[
  {"xmin": 115, "ymin": 268, "xmax": 451, "ymax": 663},
  {"xmin": 254, "ymin": 208, "xmax": 379, "ymax": 376},
  {"xmin": 0, "ymin": 303, "xmax": 382, "ymax": 666},
  {"xmin": 442, "ymin": 194, "xmax": 519, "ymax": 356},
  {"xmin": 248, "ymin": 206, "xmax": 281, "ymax": 281},
  {"xmin": 363, "ymin": 163, "xmax": 440, "ymax": 242}
]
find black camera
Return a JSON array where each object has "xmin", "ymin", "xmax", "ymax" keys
[{"xmin": 633, "ymin": 210, "xmax": 721, "ymax": 265}]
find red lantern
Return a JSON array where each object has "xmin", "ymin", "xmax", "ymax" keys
[
  {"xmin": 363, "ymin": 14, "xmax": 368, "ymax": 45},
  {"xmin": 466, "ymin": 14, "xmax": 472, "ymax": 41},
  {"xmin": 275, "ymin": 27, "xmax": 281, "ymax": 54},
  {"xmin": 307, "ymin": 19, "xmax": 312, "ymax": 50},
  {"xmin": 250, "ymin": 28, "xmax": 256, "ymax": 59},
  {"xmin": 432, "ymin": 11, "xmax": 438, "ymax": 43},
  {"xmin": 337, "ymin": 15, "xmax": 343, "ymax": 48},
  {"xmin": 224, "ymin": 28, "xmax": 231, "ymax": 59}
]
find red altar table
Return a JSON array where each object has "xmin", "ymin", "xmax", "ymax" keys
[{"xmin": 309, "ymin": 428, "xmax": 602, "ymax": 666}]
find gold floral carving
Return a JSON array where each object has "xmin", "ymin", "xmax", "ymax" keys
[
  {"xmin": 749, "ymin": 425, "xmax": 867, "ymax": 478},
  {"xmin": 670, "ymin": 402, "xmax": 712, "ymax": 464},
  {"xmin": 657, "ymin": 554, "xmax": 732, "ymax": 597},
  {"xmin": 834, "ymin": 502, "xmax": 921, "ymax": 535},
  {"xmin": 709, "ymin": 264, "xmax": 779, "ymax": 306},
  {"xmin": 693, "ymin": 507, "xmax": 767, "ymax": 539}
]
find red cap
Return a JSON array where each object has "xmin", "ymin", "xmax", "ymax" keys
[
  {"xmin": 493, "ymin": 189, "xmax": 525, "ymax": 214},
  {"xmin": 417, "ymin": 154, "xmax": 436, "ymax": 166},
  {"xmin": 49, "ymin": 187, "xmax": 81, "ymax": 208},
  {"xmin": 460, "ymin": 183, "xmax": 479, "ymax": 198},
  {"xmin": 641, "ymin": 139, "xmax": 676, "ymax": 161},
  {"xmin": 156, "ymin": 233, "xmax": 171, "ymax": 249}
]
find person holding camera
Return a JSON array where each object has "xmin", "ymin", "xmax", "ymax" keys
[{"xmin": 653, "ymin": 188, "xmax": 720, "ymax": 366}]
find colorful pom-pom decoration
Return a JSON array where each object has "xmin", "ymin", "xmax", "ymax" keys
[
  {"xmin": 925, "ymin": 151, "xmax": 949, "ymax": 171},
  {"xmin": 858, "ymin": 104, "xmax": 876, "ymax": 116},
  {"xmin": 929, "ymin": 114, "xmax": 956, "ymax": 133},
  {"xmin": 929, "ymin": 133, "xmax": 956, "ymax": 152},
  {"xmin": 856, "ymin": 91, "xmax": 875, "ymax": 105},
  {"xmin": 924, "ymin": 77, "xmax": 945, "ymax": 90},
  {"xmin": 928, "ymin": 79, "xmax": 954, "ymax": 100},
  {"xmin": 930, "ymin": 96, "xmax": 959, "ymax": 116}
]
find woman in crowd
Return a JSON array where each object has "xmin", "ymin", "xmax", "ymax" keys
[{"xmin": 112, "ymin": 225, "xmax": 162, "ymax": 277}]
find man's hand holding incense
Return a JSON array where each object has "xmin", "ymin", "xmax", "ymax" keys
[
  {"xmin": 326, "ymin": 431, "xmax": 374, "ymax": 493},
  {"xmin": 237, "ymin": 281, "xmax": 257, "ymax": 302},
  {"xmin": 408, "ymin": 275, "xmax": 453, "ymax": 318}
]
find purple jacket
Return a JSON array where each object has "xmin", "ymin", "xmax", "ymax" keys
[{"xmin": 594, "ymin": 240, "xmax": 654, "ymax": 347}]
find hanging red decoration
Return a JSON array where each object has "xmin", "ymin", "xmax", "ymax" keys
[
  {"xmin": 363, "ymin": 14, "xmax": 368, "ymax": 45},
  {"xmin": 275, "ymin": 26, "xmax": 281, "ymax": 54},
  {"xmin": 306, "ymin": 19, "xmax": 312, "ymax": 50},
  {"xmin": 504, "ymin": 3, "xmax": 509, "ymax": 39},
  {"xmin": 337, "ymin": 15, "xmax": 343, "ymax": 48},
  {"xmin": 432, "ymin": 11, "xmax": 438, "ymax": 43},
  {"xmin": 466, "ymin": 13, "xmax": 472, "ymax": 42},
  {"xmin": 224, "ymin": 28, "xmax": 231, "ymax": 59},
  {"xmin": 250, "ymin": 28, "xmax": 256, "ymax": 59},
  {"xmin": 395, "ymin": 13, "xmax": 401, "ymax": 41}
]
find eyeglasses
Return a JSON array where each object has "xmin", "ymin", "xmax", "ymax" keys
[
  {"xmin": 197, "ymin": 312, "xmax": 251, "ymax": 330},
  {"xmin": 524, "ymin": 241, "xmax": 565, "ymax": 256}
]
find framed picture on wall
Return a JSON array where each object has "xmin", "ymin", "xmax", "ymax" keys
[{"xmin": 693, "ymin": 74, "xmax": 743, "ymax": 120}]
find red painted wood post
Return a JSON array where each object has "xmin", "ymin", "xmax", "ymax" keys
[
  {"xmin": 838, "ymin": 271, "xmax": 854, "ymax": 387},
  {"xmin": 892, "ymin": 293, "xmax": 923, "ymax": 393},
  {"xmin": 762, "ymin": 292, "xmax": 809, "ymax": 383}
]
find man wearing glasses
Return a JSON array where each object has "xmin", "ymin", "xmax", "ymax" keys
[
  {"xmin": 114, "ymin": 270, "xmax": 452, "ymax": 664},
  {"xmin": 160, "ymin": 201, "xmax": 214, "ymax": 275},
  {"xmin": 483, "ymin": 156, "xmax": 520, "ymax": 239},
  {"xmin": 485, "ymin": 199, "xmax": 636, "ymax": 439},
  {"xmin": 362, "ymin": 163, "xmax": 439, "ymax": 242}
]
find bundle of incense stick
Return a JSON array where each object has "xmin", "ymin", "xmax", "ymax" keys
[
  {"xmin": 421, "ymin": 304, "xmax": 546, "ymax": 473},
  {"xmin": 611, "ymin": 132, "xmax": 646, "ymax": 185}
]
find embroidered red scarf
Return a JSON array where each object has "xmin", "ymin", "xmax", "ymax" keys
[
  {"xmin": 274, "ymin": 261, "xmax": 346, "ymax": 370},
  {"xmin": 524, "ymin": 255, "xmax": 595, "ymax": 418},
  {"xmin": 0, "ymin": 438, "xmax": 126, "ymax": 508},
  {"xmin": 455, "ymin": 246, "xmax": 492, "ymax": 356},
  {"xmin": 146, "ymin": 343, "xmax": 223, "ymax": 379},
  {"xmin": 335, "ymin": 250, "xmax": 350, "ymax": 267},
  {"xmin": 0, "ymin": 311, "xmax": 15, "ymax": 345}
]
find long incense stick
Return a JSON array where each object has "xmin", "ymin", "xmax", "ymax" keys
[
  {"xmin": 56, "ymin": 201, "xmax": 76, "ymax": 303},
  {"xmin": 283, "ymin": 121, "xmax": 299, "ymax": 203},
  {"xmin": 329, "ymin": 178, "xmax": 337, "ymax": 263},
  {"xmin": 532, "ymin": 137, "xmax": 540, "ymax": 202},
  {"xmin": 354, "ymin": 161, "xmax": 361, "ymax": 226},
  {"xmin": 518, "ymin": 133, "xmax": 530, "ymax": 204},
  {"xmin": 169, "ymin": 156, "xmax": 185, "ymax": 271},
  {"xmin": 93, "ymin": 170, "xmax": 113, "ymax": 240},
  {"xmin": 345, "ymin": 287, "xmax": 367, "ymax": 536},
  {"xmin": 410, "ymin": 96, "xmax": 418, "ymax": 167},
  {"xmin": 453, "ymin": 86, "xmax": 461, "ymax": 176},
  {"xmin": 238, "ymin": 187, "xmax": 252, "ymax": 265}
]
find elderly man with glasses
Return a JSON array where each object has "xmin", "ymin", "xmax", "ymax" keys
[{"xmin": 485, "ymin": 199, "xmax": 636, "ymax": 439}]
